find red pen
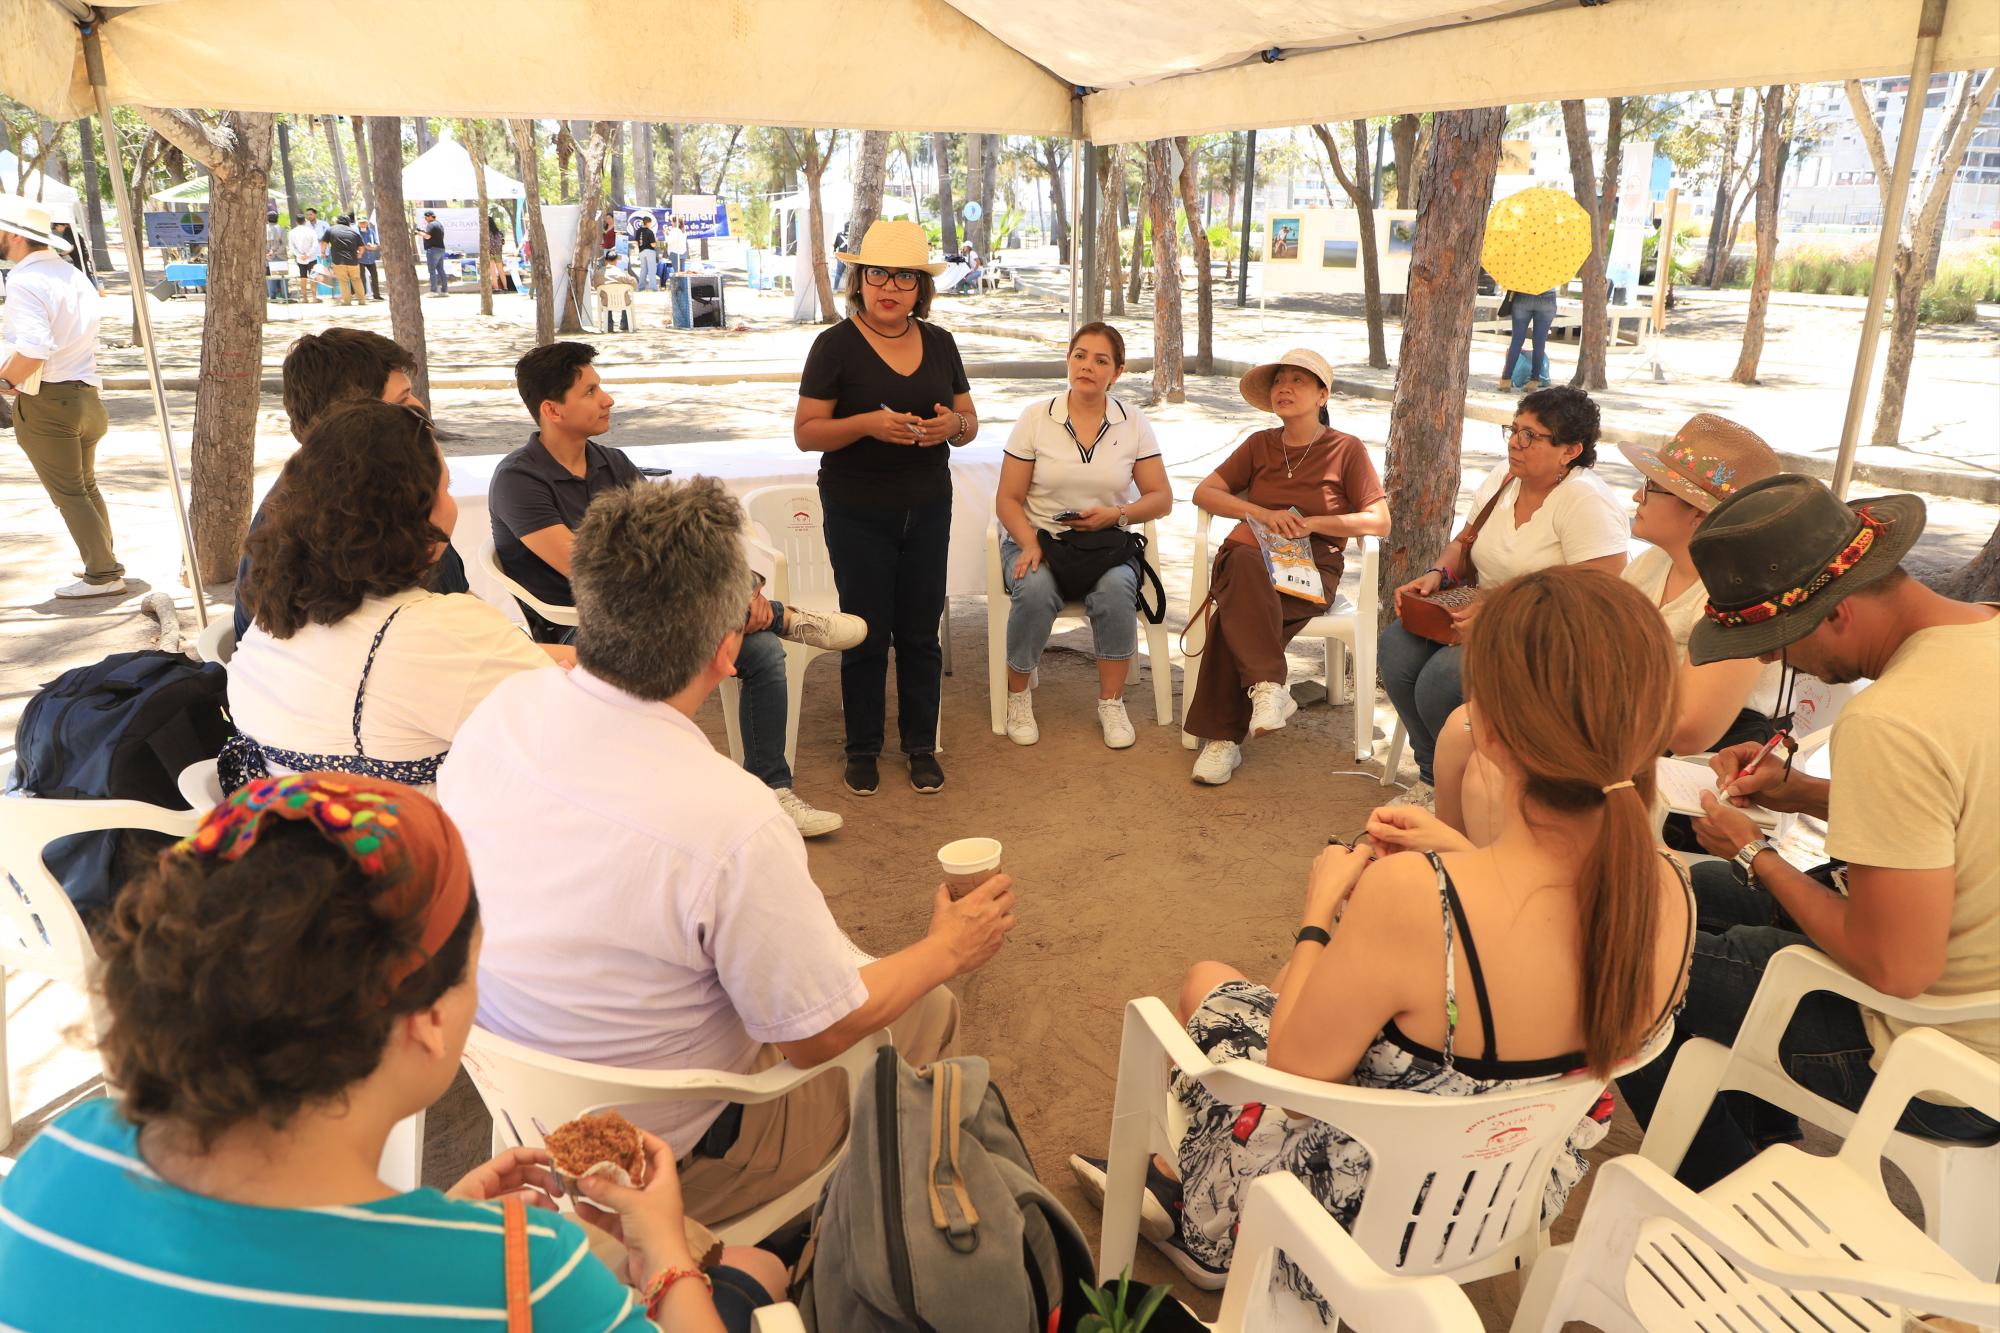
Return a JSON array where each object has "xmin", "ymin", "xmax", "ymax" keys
[{"xmin": 1728, "ymin": 729, "xmax": 1789, "ymax": 790}]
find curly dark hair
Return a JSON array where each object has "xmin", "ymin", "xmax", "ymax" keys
[
  {"xmin": 1517, "ymin": 384, "xmax": 1601, "ymax": 469},
  {"xmin": 98, "ymin": 819, "xmax": 479, "ymax": 1150},
  {"xmin": 242, "ymin": 400, "xmax": 446, "ymax": 639}
]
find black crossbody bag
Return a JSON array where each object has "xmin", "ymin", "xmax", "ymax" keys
[{"xmin": 1035, "ymin": 527, "xmax": 1167, "ymax": 625}]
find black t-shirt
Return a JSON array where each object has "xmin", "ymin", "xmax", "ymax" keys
[
  {"xmin": 323, "ymin": 224, "xmax": 363, "ymax": 265},
  {"xmin": 489, "ymin": 432, "xmax": 642, "ymax": 605},
  {"xmin": 424, "ymin": 222, "xmax": 445, "ymax": 251},
  {"xmin": 635, "ymin": 224, "xmax": 656, "ymax": 250},
  {"xmin": 800, "ymin": 319, "xmax": 971, "ymax": 509}
]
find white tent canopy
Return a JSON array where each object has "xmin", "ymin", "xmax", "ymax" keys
[
  {"xmin": 0, "ymin": 149, "xmax": 81, "ymax": 208},
  {"xmin": 399, "ymin": 126, "xmax": 525, "ymax": 202},
  {"xmin": 148, "ymin": 176, "xmax": 287, "ymax": 206}
]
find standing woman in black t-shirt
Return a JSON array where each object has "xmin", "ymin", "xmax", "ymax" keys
[{"xmin": 794, "ymin": 221, "xmax": 977, "ymax": 796}]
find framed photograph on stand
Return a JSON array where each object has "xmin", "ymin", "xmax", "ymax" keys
[{"xmin": 1268, "ymin": 214, "xmax": 1302, "ymax": 262}]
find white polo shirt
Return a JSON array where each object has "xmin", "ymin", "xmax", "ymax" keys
[
  {"xmin": 1003, "ymin": 393, "xmax": 1162, "ymax": 535},
  {"xmin": 0, "ymin": 249, "xmax": 101, "ymax": 387},
  {"xmin": 437, "ymin": 666, "xmax": 868, "ymax": 1147}
]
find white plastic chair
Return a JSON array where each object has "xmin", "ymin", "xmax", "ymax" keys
[
  {"xmin": 1213, "ymin": 1173, "xmax": 1484, "ymax": 1331},
  {"xmin": 1640, "ymin": 944, "xmax": 2000, "ymax": 1278},
  {"xmin": 1097, "ymin": 995, "xmax": 1673, "ymax": 1289},
  {"xmin": 596, "ymin": 280, "xmax": 636, "ymax": 330},
  {"xmin": 478, "ymin": 540, "xmax": 577, "ymax": 631},
  {"xmin": 459, "ymin": 1024, "xmax": 890, "ymax": 1245},
  {"xmin": 175, "ymin": 758, "xmax": 225, "ymax": 812},
  {"xmin": 750, "ymin": 1307, "xmax": 806, "ymax": 1332},
  {"xmin": 194, "ymin": 617, "xmax": 236, "ymax": 665},
  {"xmin": 1182, "ymin": 509, "xmax": 1380, "ymax": 763},
  {"xmin": 983, "ymin": 521, "xmax": 1173, "ymax": 736},
  {"xmin": 1517, "ymin": 1028, "xmax": 2000, "ymax": 1331},
  {"xmin": 0, "ymin": 795, "xmax": 198, "ymax": 1151}
]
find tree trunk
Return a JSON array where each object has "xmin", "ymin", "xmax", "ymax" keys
[
  {"xmin": 1932, "ymin": 516, "xmax": 2000, "ymax": 602},
  {"xmin": 561, "ymin": 121, "xmax": 618, "ymax": 335},
  {"xmin": 1380, "ymin": 108, "xmax": 1506, "ymax": 621},
  {"xmin": 1702, "ymin": 92, "xmax": 1748, "ymax": 287},
  {"xmin": 934, "ymin": 134, "xmax": 959, "ymax": 255},
  {"xmin": 978, "ymin": 134, "xmax": 999, "ymax": 253},
  {"xmin": 1096, "ymin": 145, "xmax": 1125, "ymax": 317},
  {"xmin": 668, "ymin": 124, "xmax": 683, "ymax": 195},
  {"xmin": 463, "ymin": 119, "xmax": 495, "ymax": 317},
  {"xmin": 350, "ymin": 115, "xmax": 375, "ymax": 217},
  {"xmin": 1173, "ymin": 136, "xmax": 1212, "ymax": 373},
  {"xmin": 963, "ymin": 133, "xmax": 986, "ymax": 255},
  {"xmin": 1126, "ymin": 148, "xmax": 1147, "ymax": 305},
  {"xmin": 610, "ymin": 124, "xmax": 626, "ymax": 207},
  {"xmin": 1596, "ymin": 98, "xmax": 1625, "ymax": 262},
  {"xmin": 851, "ymin": 129, "xmax": 891, "ymax": 241},
  {"xmin": 413, "ymin": 117, "xmax": 433, "ymax": 154},
  {"xmin": 1145, "ymin": 141, "xmax": 1185, "ymax": 404},
  {"xmin": 1561, "ymin": 100, "xmax": 1609, "ymax": 390},
  {"xmin": 635, "ymin": 122, "xmax": 656, "ymax": 205},
  {"xmin": 322, "ymin": 115, "xmax": 352, "ymax": 216},
  {"xmin": 275, "ymin": 116, "xmax": 300, "ymax": 223},
  {"xmin": 1041, "ymin": 138, "xmax": 1070, "ymax": 264},
  {"xmin": 366, "ymin": 116, "xmax": 431, "ymax": 405},
  {"xmin": 76, "ymin": 116, "xmax": 114, "ymax": 270},
  {"xmin": 1731, "ymin": 85, "xmax": 1786, "ymax": 384},
  {"xmin": 1313, "ymin": 122, "xmax": 1388, "ymax": 369},
  {"xmin": 510, "ymin": 118, "xmax": 555, "ymax": 345}
]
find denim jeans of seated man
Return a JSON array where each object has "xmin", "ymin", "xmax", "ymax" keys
[
  {"xmin": 1616, "ymin": 858, "xmax": 2000, "ymax": 1192},
  {"xmin": 998, "ymin": 532, "xmax": 1138, "ymax": 674}
]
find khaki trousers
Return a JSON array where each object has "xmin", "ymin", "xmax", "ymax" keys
[
  {"xmin": 675, "ymin": 983, "xmax": 962, "ymax": 1226},
  {"xmin": 14, "ymin": 381, "xmax": 120, "ymax": 582},
  {"xmin": 331, "ymin": 264, "xmax": 364, "ymax": 304}
]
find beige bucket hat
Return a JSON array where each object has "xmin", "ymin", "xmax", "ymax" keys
[
  {"xmin": 834, "ymin": 219, "xmax": 946, "ymax": 276},
  {"xmin": 1239, "ymin": 348, "xmax": 1334, "ymax": 412},
  {"xmin": 1619, "ymin": 413, "xmax": 1782, "ymax": 513}
]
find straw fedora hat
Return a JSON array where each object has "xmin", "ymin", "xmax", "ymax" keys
[
  {"xmin": 834, "ymin": 219, "xmax": 946, "ymax": 276},
  {"xmin": 1239, "ymin": 348, "xmax": 1334, "ymax": 412},
  {"xmin": 1686, "ymin": 474, "xmax": 1926, "ymax": 666},
  {"xmin": 0, "ymin": 196, "xmax": 72, "ymax": 252},
  {"xmin": 1618, "ymin": 413, "xmax": 1781, "ymax": 513}
]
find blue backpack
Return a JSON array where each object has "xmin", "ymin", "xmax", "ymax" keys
[{"xmin": 7, "ymin": 650, "xmax": 235, "ymax": 913}]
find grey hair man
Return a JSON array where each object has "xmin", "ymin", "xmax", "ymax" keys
[{"xmin": 439, "ymin": 478, "xmax": 1016, "ymax": 1225}]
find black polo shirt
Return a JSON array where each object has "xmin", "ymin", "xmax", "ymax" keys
[{"xmin": 489, "ymin": 431, "xmax": 641, "ymax": 606}]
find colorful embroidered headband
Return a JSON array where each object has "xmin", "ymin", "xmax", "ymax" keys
[
  {"xmin": 176, "ymin": 773, "xmax": 472, "ymax": 989},
  {"xmin": 1662, "ymin": 438, "xmax": 1739, "ymax": 497},
  {"xmin": 1703, "ymin": 507, "xmax": 1885, "ymax": 629}
]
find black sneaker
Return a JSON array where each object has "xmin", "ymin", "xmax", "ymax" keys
[
  {"xmin": 908, "ymin": 753, "xmax": 945, "ymax": 794},
  {"xmin": 843, "ymin": 755, "xmax": 879, "ymax": 797}
]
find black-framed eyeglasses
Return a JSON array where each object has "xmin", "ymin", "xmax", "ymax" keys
[
  {"xmin": 862, "ymin": 266, "xmax": 921, "ymax": 291},
  {"xmin": 1643, "ymin": 481, "xmax": 1677, "ymax": 501},
  {"xmin": 1502, "ymin": 421, "xmax": 1556, "ymax": 446}
]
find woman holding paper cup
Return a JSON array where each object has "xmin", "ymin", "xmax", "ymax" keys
[{"xmin": 1184, "ymin": 349, "xmax": 1389, "ymax": 786}]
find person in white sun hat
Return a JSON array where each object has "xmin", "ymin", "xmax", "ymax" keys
[
  {"xmin": 794, "ymin": 219, "xmax": 979, "ymax": 798},
  {"xmin": 1, "ymin": 195, "xmax": 125, "ymax": 600}
]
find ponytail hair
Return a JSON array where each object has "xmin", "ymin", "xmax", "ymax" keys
[{"xmin": 1459, "ymin": 568, "xmax": 1679, "ymax": 1077}]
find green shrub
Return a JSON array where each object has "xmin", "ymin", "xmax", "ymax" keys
[
  {"xmin": 1919, "ymin": 278, "xmax": 1979, "ymax": 323},
  {"xmin": 1933, "ymin": 242, "xmax": 2000, "ymax": 303}
]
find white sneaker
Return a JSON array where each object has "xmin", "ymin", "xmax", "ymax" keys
[
  {"xmin": 781, "ymin": 605, "xmax": 867, "ymax": 651},
  {"xmin": 1004, "ymin": 689, "xmax": 1039, "ymax": 746},
  {"xmin": 1247, "ymin": 681, "xmax": 1297, "ymax": 736},
  {"xmin": 1192, "ymin": 740, "xmax": 1242, "ymax": 785},
  {"xmin": 1097, "ymin": 698, "xmax": 1135, "ymax": 749},
  {"xmin": 53, "ymin": 577, "xmax": 126, "ymax": 599},
  {"xmin": 774, "ymin": 788, "xmax": 844, "ymax": 838}
]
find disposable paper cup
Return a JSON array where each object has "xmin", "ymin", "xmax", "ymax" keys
[{"xmin": 938, "ymin": 837, "xmax": 1003, "ymax": 901}]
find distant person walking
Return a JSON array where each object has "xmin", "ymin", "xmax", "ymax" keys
[
  {"xmin": 419, "ymin": 210, "xmax": 449, "ymax": 295},
  {"xmin": 632, "ymin": 213, "xmax": 659, "ymax": 291},
  {"xmin": 356, "ymin": 217, "xmax": 382, "ymax": 299},
  {"xmin": 1500, "ymin": 287, "xmax": 1557, "ymax": 390},
  {"xmin": 0, "ymin": 198, "xmax": 125, "ymax": 599},
  {"xmin": 321, "ymin": 213, "xmax": 367, "ymax": 306},
  {"xmin": 287, "ymin": 213, "xmax": 322, "ymax": 302}
]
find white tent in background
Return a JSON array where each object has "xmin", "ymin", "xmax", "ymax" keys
[
  {"xmin": 149, "ymin": 177, "xmax": 288, "ymax": 206},
  {"xmin": 400, "ymin": 127, "xmax": 525, "ymax": 202},
  {"xmin": 0, "ymin": 149, "xmax": 81, "ymax": 218}
]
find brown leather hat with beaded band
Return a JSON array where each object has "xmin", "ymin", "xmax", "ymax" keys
[{"xmin": 1686, "ymin": 474, "xmax": 1925, "ymax": 666}]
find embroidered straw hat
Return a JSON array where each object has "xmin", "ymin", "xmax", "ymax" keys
[
  {"xmin": 0, "ymin": 196, "xmax": 72, "ymax": 252},
  {"xmin": 1618, "ymin": 414, "xmax": 1781, "ymax": 513},
  {"xmin": 1686, "ymin": 474, "xmax": 1926, "ymax": 666},
  {"xmin": 1239, "ymin": 348, "xmax": 1334, "ymax": 412},
  {"xmin": 834, "ymin": 219, "xmax": 946, "ymax": 276}
]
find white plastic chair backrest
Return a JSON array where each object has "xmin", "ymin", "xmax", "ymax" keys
[
  {"xmin": 1216, "ymin": 1173, "xmax": 1483, "ymax": 1332},
  {"xmin": 598, "ymin": 281, "xmax": 632, "ymax": 311},
  {"xmin": 194, "ymin": 617, "xmax": 236, "ymax": 665},
  {"xmin": 0, "ymin": 797, "xmax": 199, "ymax": 986},
  {"xmin": 740, "ymin": 486, "xmax": 839, "ymax": 612},
  {"xmin": 478, "ymin": 541, "xmax": 577, "ymax": 627},
  {"xmin": 1838, "ymin": 1027, "xmax": 2000, "ymax": 1181},
  {"xmin": 1189, "ymin": 503, "xmax": 1376, "ymax": 626},
  {"xmin": 175, "ymin": 759, "xmax": 225, "ymax": 813}
]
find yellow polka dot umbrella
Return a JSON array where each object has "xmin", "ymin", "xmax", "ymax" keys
[{"xmin": 1481, "ymin": 187, "xmax": 1595, "ymax": 295}]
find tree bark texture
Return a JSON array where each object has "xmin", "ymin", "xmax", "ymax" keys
[
  {"xmin": 1702, "ymin": 92, "xmax": 1748, "ymax": 287},
  {"xmin": 1390, "ymin": 113, "xmax": 1433, "ymax": 209},
  {"xmin": 366, "ymin": 116, "xmax": 432, "ymax": 404},
  {"xmin": 1596, "ymin": 99, "xmax": 1625, "ymax": 261},
  {"xmin": 349, "ymin": 115, "xmax": 375, "ymax": 217},
  {"xmin": 1380, "ymin": 107, "xmax": 1506, "ymax": 623},
  {"xmin": 1932, "ymin": 516, "xmax": 2000, "ymax": 602},
  {"xmin": 1096, "ymin": 145, "xmax": 1125, "ymax": 317},
  {"xmin": 1040, "ymin": 138, "xmax": 1070, "ymax": 264},
  {"xmin": 1731, "ymin": 85, "xmax": 1786, "ymax": 384},
  {"xmin": 610, "ymin": 126, "xmax": 626, "ymax": 207},
  {"xmin": 851, "ymin": 130, "xmax": 891, "ymax": 242},
  {"xmin": 413, "ymin": 117, "xmax": 433, "ymax": 154},
  {"xmin": 668, "ymin": 124, "xmax": 683, "ymax": 194},
  {"xmin": 1145, "ymin": 141, "xmax": 1185, "ymax": 404},
  {"xmin": 321, "ymin": 115, "xmax": 352, "ymax": 216},
  {"xmin": 978, "ymin": 134, "xmax": 1000, "ymax": 253},
  {"xmin": 1560, "ymin": 100, "xmax": 1609, "ymax": 390},
  {"xmin": 1126, "ymin": 151, "xmax": 1147, "ymax": 306},
  {"xmin": 463, "ymin": 119, "xmax": 494, "ymax": 317},
  {"xmin": 1313, "ymin": 122, "xmax": 1388, "ymax": 369},
  {"xmin": 75, "ymin": 117, "xmax": 114, "ymax": 269},
  {"xmin": 275, "ymin": 116, "xmax": 300, "ymax": 223},
  {"xmin": 510, "ymin": 119, "xmax": 555, "ymax": 346},
  {"xmin": 788, "ymin": 130, "xmax": 840, "ymax": 323},
  {"xmin": 933, "ymin": 133, "xmax": 958, "ymax": 256},
  {"xmin": 560, "ymin": 121, "xmax": 618, "ymax": 335},
  {"xmin": 1173, "ymin": 136, "xmax": 1213, "ymax": 373},
  {"xmin": 635, "ymin": 122, "xmax": 656, "ymax": 206},
  {"xmin": 134, "ymin": 108, "xmax": 274, "ymax": 584}
]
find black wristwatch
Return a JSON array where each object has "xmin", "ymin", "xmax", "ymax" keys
[{"xmin": 1294, "ymin": 925, "xmax": 1332, "ymax": 948}]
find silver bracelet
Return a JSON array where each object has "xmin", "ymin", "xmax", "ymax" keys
[{"xmin": 947, "ymin": 411, "xmax": 968, "ymax": 446}]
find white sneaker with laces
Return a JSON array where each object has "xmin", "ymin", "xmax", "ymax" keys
[
  {"xmin": 1247, "ymin": 681, "xmax": 1297, "ymax": 736},
  {"xmin": 53, "ymin": 577, "xmax": 126, "ymax": 599},
  {"xmin": 774, "ymin": 788, "xmax": 843, "ymax": 838},
  {"xmin": 780, "ymin": 606, "xmax": 867, "ymax": 651},
  {"xmin": 1191, "ymin": 739, "xmax": 1243, "ymax": 785},
  {"xmin": 1004, "ymin": 689, "xmax": 1039, "ymax": 745},
  {"xmin": 1097, "ymin": 698, "xmax": 1135, "ymax": 749}
]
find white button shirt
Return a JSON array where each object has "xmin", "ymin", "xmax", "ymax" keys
[{"xmin": 0, "ymin": 250, "xmax": 101, "ymax": 387}]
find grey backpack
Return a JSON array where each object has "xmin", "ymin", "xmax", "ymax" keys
[{"xmin": 796, "ymin": 1048, "xmax": 1096, "ymax": 1333}]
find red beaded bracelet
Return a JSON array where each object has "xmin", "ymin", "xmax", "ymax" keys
[{"xmin": 643, "ymin": 1266, "xmax": 711, "ymax": 1315}]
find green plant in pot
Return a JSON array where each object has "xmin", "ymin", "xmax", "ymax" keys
[{"xmin": 1078, "ymin": 1269, "xmax": 1173, "ymax": 1333}]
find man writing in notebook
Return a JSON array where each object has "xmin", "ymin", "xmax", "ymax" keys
[{"xmin": 1616, "ymin": 474, "xmax": 1999, "ymax": 1188}]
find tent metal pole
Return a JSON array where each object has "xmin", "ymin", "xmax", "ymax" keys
[
  {"xmin": 1831, "ymin": 0, "xmax": 1947, "ymax": 499},
  {"xmin": 79, "ymin": 16, "xmax": 211, "ymax": 628}
]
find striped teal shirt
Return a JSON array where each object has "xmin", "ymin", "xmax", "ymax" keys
[{"xmin": 0, "ymin": 1099, "xmax": 657, "ymax": 1331}]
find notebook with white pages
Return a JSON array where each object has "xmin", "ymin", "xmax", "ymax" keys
[{"xmin": 1655, "ymin": 756, "xmax": 1782, "ymax": 830}]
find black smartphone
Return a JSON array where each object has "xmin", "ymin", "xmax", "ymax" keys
[{"xmin": 1055, "ymin": 510, "xmax": 1083, "ymax": 522}]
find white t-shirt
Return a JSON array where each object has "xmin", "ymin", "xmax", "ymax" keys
[
  {"xmin": 287, "ymin": 223, "xmax": 319, "ymax": 264},
  {"xmin": 665, "ymin": 226, "xmax": 688, "ymax": 256},
  {"xmin": 1465, "ymin": 465, "xmax": 1629, "ymax": 586},
  {"xmin": 1003, "ymin": 394, "xmax": 1161, "ymax": 535},
  {"xmin": 437, "ymin": 667, "xmax": 869, "ymax": 1147},
  {"xmin": 1624, "ymin": 547, "xmax": 1783, "ymax": 718},
  {"xmin": 229, "ymin": 589, "xmax": 553, "ymax": 793}
]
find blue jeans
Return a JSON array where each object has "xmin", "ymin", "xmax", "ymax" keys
[
  {"xmin": 999, "ymin": 533, "xmax": 1138, "ymax": 674},
  {"xmin": 1617, "ymin": 860, "xmax": 2000, "ymax": 1191},
  {"xmin": 1503, "ymin": 292, "xmax": 1556, "ymax": 386},
  {"xmin": 734, "ymin": 608, "xmax": 793, "ymax": 790},
  {"xmin": 1377, "ymin": 619, "xmax": 1463, "ymax": 784},
  {"xmin": 425, "ymin": 248, "xmax": 448, "ymax": 292},
  {"xmin": 635, "ymin": 255, "xmax": 659, "ymax": 291},
  {"xmin": 820, "ymin": 492, "xmax": 951, "ymax": 757}
]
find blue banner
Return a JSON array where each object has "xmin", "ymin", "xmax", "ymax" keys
[
  {"xmin": 144, "ymin": 211, "xmax": 208, "ymax": 247},
  {"xmin": 614, "ymin": 200, "xmax": 729, "ymax": 241}
]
